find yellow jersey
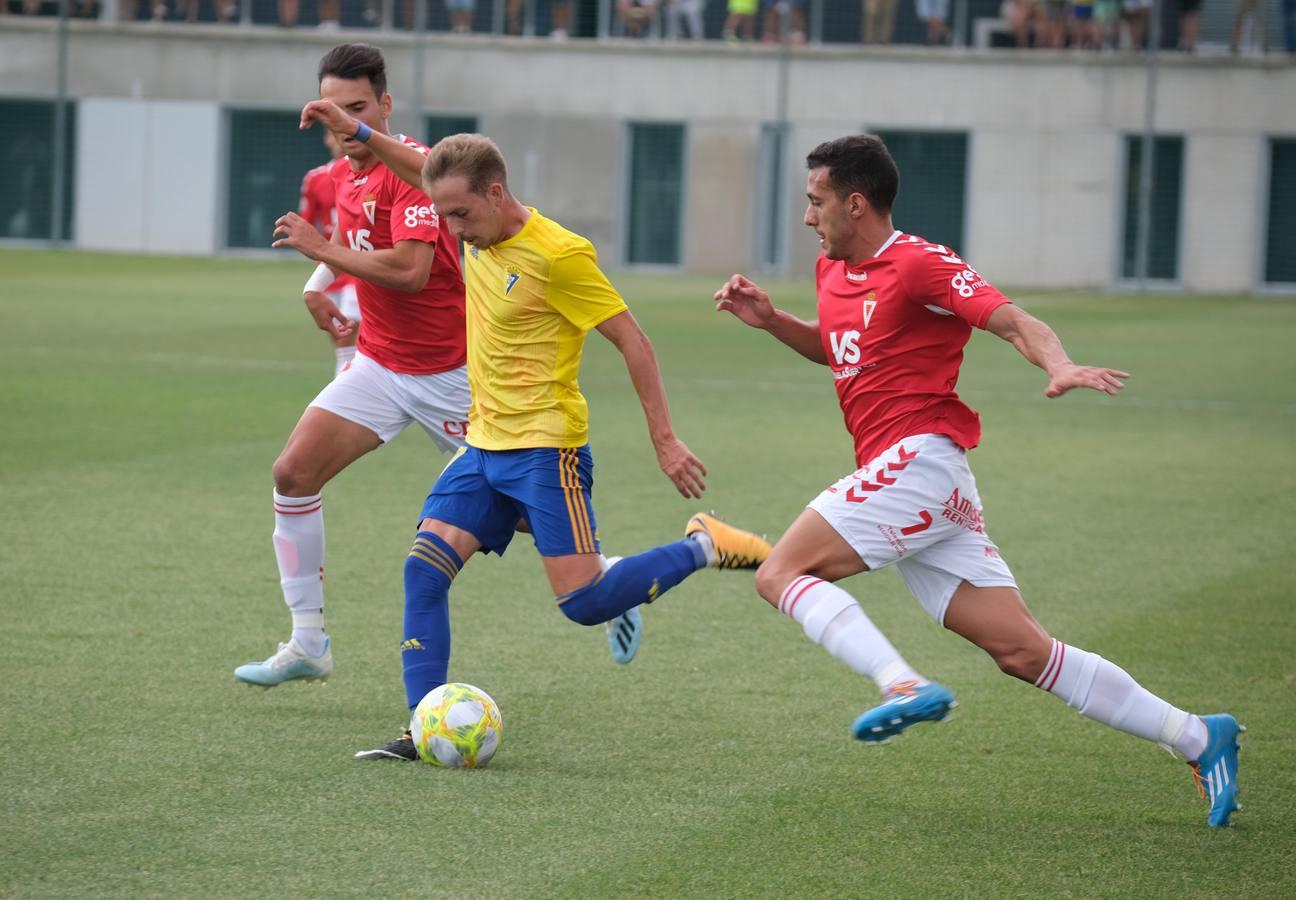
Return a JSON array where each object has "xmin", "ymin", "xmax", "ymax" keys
[{"xmin": 463, "ymin": 208, "xmax": 628, "ymax": 450}]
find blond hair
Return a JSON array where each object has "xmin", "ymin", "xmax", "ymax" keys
[{"xmin": 422, "ymin": 133, "xmax": 509, "ymax": 195}]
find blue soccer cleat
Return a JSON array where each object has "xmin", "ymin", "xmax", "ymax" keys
[
  {"xmin": 234, "ymin": 636, "xmax": 333, "ymax": 687},
  {"xmin": 851, "ymin": 680, "xmax": 956, "ymax": 743},
  {"xmin": 606, "ymin": 607, "xmax": 643, "ymax": 665},
  {"xmin": 1188, "ymin": 713, "xmax": 1245, "ymax": 828}
]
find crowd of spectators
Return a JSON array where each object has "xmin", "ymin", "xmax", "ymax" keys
[{"xmin": 1, "ymin": 0, "xmax": 1291, "ymax": 55}]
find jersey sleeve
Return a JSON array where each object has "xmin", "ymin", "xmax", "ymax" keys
[
  {"xmin": 299, "ymin": 171, "xmax": 322, "ymax": 227},
  {"xmin": 546, "ymin": 242, "xmax": 629, "ymax": 332},
  {"xmin": 900, "ymin": 244, "xmax": 1011, "ymax": 329},
  {"xmin": 388, "ymin": 177, "xmax": 441, "ymax": 245}
]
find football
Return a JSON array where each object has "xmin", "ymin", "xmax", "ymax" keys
[{"xmin": 410, "ymin": 682, "xmax": 503, "ymax": 768}]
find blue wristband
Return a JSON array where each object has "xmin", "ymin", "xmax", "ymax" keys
[{"xmin": 351, "ymin": 122, "xmax": 372, "ymax": 143}]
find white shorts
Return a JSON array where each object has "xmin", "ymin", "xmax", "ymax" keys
[
  {"xmin": 309, "ymin": 350, "xmax": 471, "ymax": 451},
  {"xmin": 326, "ymin": 282, "xmax": 361, "ymax": 322},
  {"xmin": 807, "ymin": 433, "xmax": 1017, "ymax": 625}
]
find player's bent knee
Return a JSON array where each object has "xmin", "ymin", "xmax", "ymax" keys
[
  {"xmin": 754, "ymin": 561, "xmax": 803, "ymax": 607},
  {"xmin": 753, "ymin": 562, "xmax": 783, "ymax": 605},
  {"xmin": 556, "ymin": 591, "xmax": 604, "ymax": 627},
  {"xmin": 272, "ymin": 455, "xmax": 320, "ymax": 496},
  {"xmin": 992, "ymin": 644, "xmax": 1049, "ymax": 683}
]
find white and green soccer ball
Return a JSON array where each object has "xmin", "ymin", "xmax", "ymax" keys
[{"xmin": 410, "ymin": 682, "xmax": 503, "ymax": 768}]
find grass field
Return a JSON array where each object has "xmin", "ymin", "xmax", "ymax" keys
[{"xmin": 2, "ymin": 249, "xmax": 1294, "ymax": 898}]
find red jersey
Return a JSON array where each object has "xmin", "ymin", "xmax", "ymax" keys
[
  {"xmin": 331, "ymin": 136, "xmax": 466, "ymax": 375},
  {"xmin": 816, "ymin": 231, "xmax": 1011, "ymax": 467},
  {"xmin": 299, "ymin": 159, "xmax": 355, "ymax": 294}
]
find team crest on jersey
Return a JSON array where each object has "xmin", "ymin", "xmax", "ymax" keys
[
  {"xmin": 362, "ymin": 196, "xmax": 377, "ymax": 225},
  {"xmin": 504, "ymin": 266, "xmax": 521, "ymax": 296},
  {"xmin": 862, "ymin": 292, "xmax": 878, "ymax": 329}
]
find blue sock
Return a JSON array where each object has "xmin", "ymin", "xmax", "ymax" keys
[
  {"xmin": 557, "ymin": 538, "xmax": 707, "ymax": 626},
  {"xmin": 402, "ymin": 532, "xmax": 460, "ymax": 710}
]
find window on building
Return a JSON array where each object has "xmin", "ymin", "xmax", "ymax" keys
[
  {"xmin": 226, "ymin": 109, "xmax": 334, "ymax": 250},
  {"xmin": 626, "ymin": 123, "xmax": 685, "ymax": 266},
  {"xmin": 755, "ymin": 123, "xmax": 789, "ymax": 272},
  {"xmin": 1265, "ymin": 138, "xmax": 1296, "ymax": 285},
  {"xmin": 425, "ymin": 115, "xmax": 479, "ymax": 147},
  {"xmin": 1121, "ymin": 135, "xmax": 1184, "ymax": 282},
  {"xmin": 0, "ymin": 98, "xmax": 76, "ymax": 242},
  {"xmin": 870, "ymin": 130, "xmax": 968, "ymax": 251}
]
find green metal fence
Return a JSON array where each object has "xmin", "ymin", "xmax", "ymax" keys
[
  {"xmin": 2, "ymin": 98, "xmax": 75, "ymax": 242},
  {"xmin": 625, "ymin": 122, "xmax": 685, "ymax": 266},
  {"xmin": 226, "ymin": 109, "xmax": 335, "ymax": 251},
  {"xmin": 872, "ymin": 130, "xmax": 968, "ymax": 253}
]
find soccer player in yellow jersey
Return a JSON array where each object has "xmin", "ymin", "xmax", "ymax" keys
[{"xmin": 299, "ymin": 101, "xmax": 772, "ymax": 761}]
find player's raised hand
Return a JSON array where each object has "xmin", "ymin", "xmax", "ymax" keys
[
  {"xmin": 272, "ymin": 212, "xmax": 329, "ymax": 259},
  {"xmin": 1044, "ymin": 363, "xmax": 1130, "ymax": 398},
  {"xmin": 304, "ymin": 291, "xmax": 355, "ymax": 340},
  {"xmin": 714, "ymin": 274, "xmax": 775, "ymax": 329},
  {"xmin": 299, "ymin": 99, "xmax": 357, "ymax": 137},
  {"xmin": 655, "ymin": 435, "xmax": 707, "ymax": 499}
]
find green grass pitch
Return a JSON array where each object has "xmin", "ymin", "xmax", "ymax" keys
[{"xmin": 1, "ymin": 249, "xmax": 1294, "ymax": 898}]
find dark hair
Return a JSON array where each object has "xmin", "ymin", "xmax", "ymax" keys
[
  {"xmin": 317, "ymin": 43, "xmax": 387, "ymax": 99},
  {"xmin": 805, "ymin": 135, "xmax": 899, "ymax": 213},
  {"xmin": 423, "ymin": 133, "xmax": 510, "ymax": 195}
]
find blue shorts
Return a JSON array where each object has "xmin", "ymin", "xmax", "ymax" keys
[{"xmin": 420, "ymin": 445, "xmax": 600, "ymax": 557}]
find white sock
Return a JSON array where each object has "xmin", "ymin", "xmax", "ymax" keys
[
  {"xmin": 334, "ymin": 345, "xmax": 357, "ymax": 375},
  {"xmin": 779, "ymin": 575, "xmax": 924, "ymax": 693},
  {"xmin": 273, "ymin": 490, "xmax": 327, "ymax": 656},
  {"xmin": 1035, "ymin": 639, "xmax": 1207, "ymax": 759}
]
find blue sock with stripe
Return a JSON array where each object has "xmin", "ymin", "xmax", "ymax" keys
[
  {"xmin": 556, "ymin": 539, "xmax": 707, "ymax": 626},
  {"xmin": 402, "ymin": 532, "xmax": 460, "ymax": 710}
]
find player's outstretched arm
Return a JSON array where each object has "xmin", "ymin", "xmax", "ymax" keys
[
  {"xmin": 714, "ymin": 274, "xmax": 828, "ymax": 365},
  {"xmin": 596, "ymin": 310, "xmax": 707, "ymax": 500},
  {"xmin": 985, "ymin": 304, "xmax": 1130, "ymax": 398},
  {"xmin": 299, "ymin": 100, "xmax": 427, "ymax": 191}
]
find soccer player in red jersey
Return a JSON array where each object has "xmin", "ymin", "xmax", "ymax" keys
[
  {"xmin": 297, "ymin": 130, "xmax": 362, "ymax": 376},
  {"xmin": 715, "ymin": 135, "xmax": 1242, "ymax": 828},
  {"xmin": 233, "ymin": 44, "xmax": 471, "ymax": 689}
]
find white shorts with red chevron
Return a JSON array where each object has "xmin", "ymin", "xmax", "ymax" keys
[
  {"xmin": 309, "ymin": 350, "xmax": 470, "ymax": 450},
  {"xmin": 807, "ymin": 433, "xmax": 1017, "ymax": 624}
]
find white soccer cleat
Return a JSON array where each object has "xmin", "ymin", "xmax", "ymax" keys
[{"xmin": 234, "ymin": 636, "xmax": 333, "ymax": 688}]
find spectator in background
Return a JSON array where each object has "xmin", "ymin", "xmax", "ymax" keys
[
  {"xmin": 1092, "ymin": 0, "xmax": 1118, "ymax": 47},
  {"xmin": 1121, "ymin": 0, "xmax": 1150, "ymax": 48},
  {"xmin": 507, "ymin": 0, "xmax": 571, "ymax": 36},
  {"xmin": 550, "ymin": 0, "xmax": 572, "ymax": 36},
  {"xmin": 1038, "ymin": 0, "xmax": 1067, "ymax": 46},
  {"xmin": 618, "ymin": 0, "xmax": 658, "ymax": 35},
  {"xmin": 279, "ymin": 0, "xmax": 338, "ymax": 26},
  {"xmin": 1006, "ymin": 0, "xmax": 1040, "ymax": 47},
  {"xmin": 1176, "ymin": 0, "xmax": 1200, "ymax": 49},
  {"xmin": 1070, "ymin": 0, "xmax": 1100, "ymax": 47},
  {"xmin": 724, "ymin": 0, "xmax": 757, "ymax": 40},
  {"xmin": 446, "ymin": 0, "xmax": 475, "ymax": 31},
  {"xmin": 862, "ymin": 0, "xmax": 899, "ymax": 44},
  {"xmin": 916, "ymin": 0, "xmax": 948, "ymax": 44},
  {"xmin": 319, "ymin": 0, "xmax": 341, "ymax": 27},
  {"xmin": 1230, "ymin": 0, "xmax": 1263, "ymax": 52},
  {"xmin": 667, "ymin": 0, "xmax": 705, "ymax": 39},
  {"xmin": 761, "ymin": 0, "xmax": 806, "ymax": 43}
]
